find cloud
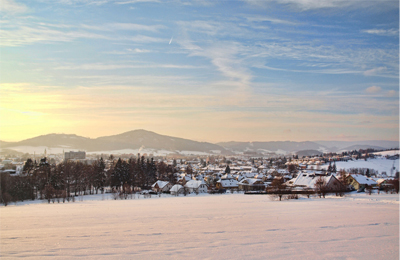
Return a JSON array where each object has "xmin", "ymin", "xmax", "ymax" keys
[
  {"xmin": 363, "ymin": 67, "xmax": 387, "ymax": 76},
  {"xmin": 129, "ymin": 35, "xmax": 165, "ymax": 43},
  {"xmin": 357, "ymin": 121, "xmax": 371, "ymax": 125},
  {"xmin": 0, "ymin": 20, "xmax": 166, "ymax": 46},
  {"xmin": 47, "ymin": 0, "xmax": 111, "ymax": 5},
  {"xmin": 362, "ymin": 29, "xmax": 399, "ymax": 36},
  {"xmin": 82, "ymin": 23, "xmax": 165, "ymax": 32},
  {"xmin": 244, "ymin": 0, "xmax": 398, "ymax": 11},
  {"xmin": 0, "ymin": 23, "xmax": 110, "ymax": 46},
  {"xmin": 0, "ymin": 0, "xmax": 28, "ymax": 14},
  {"xmin": 104, "ymin": 48, "xmax": 152, "ymax": 54},
  {"xmin": 116, "ymin": 0, "xmax": 160, "ymax": 4},
  {"xmin": 246, "ymin": 15, "xmax": 298, "ymax": 25},
  {"xmin": 334, "ymin": 134, "xmax": 360, "ymax": 140},
  {"xmin": 365, "ymin": 86, "xmax": 382, "ymax": 94},
  {"xmin": 386, "ymin": 90, "xmax": 398, "ymax": 97},
  {"xmin": 54, "ymin": 62, "xmax": 201, "ymax": 70}
]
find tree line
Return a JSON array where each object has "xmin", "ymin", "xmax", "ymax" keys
[{"xmin": 0, "ymin": 156, "xmax": 177, "ymax": 206}]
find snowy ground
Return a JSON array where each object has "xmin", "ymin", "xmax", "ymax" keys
[
  {"xmin": 373, "ymin": 150, "xmax": 399, "ymax": 156},
  {"xmin": 320, "ymin": 157, "xmax": 399, "ymax": 176},
  {"xmin": 1, "ymin": 192, "xmax": 398, "ymax": 259}
]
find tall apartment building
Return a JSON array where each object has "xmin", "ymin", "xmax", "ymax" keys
[{"xmin": 64, "ymin": 151, "xmax": 86, "ymax": 161}]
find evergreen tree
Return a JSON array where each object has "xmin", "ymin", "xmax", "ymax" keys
[
  {"xmin": 93, "ymin": 158, "xmax": 106, "ymax": 194},
  {"xmin": 332, "ymin": 162, "xmax": 337, "ymax": 173},
  {"xmin": 327, "ymin": 162, "xmax": 332, "ymax": 173}
]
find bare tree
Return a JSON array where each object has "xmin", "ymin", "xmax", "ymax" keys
[
  {"xmin": 268, "ymin": 178, "xmax": 287, "ymax": 201},
  {"xmin": 314, "ymin": 176, "xmax": 328, "ymax": 198}
]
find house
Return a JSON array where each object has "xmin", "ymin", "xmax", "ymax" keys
[
  {"xmin": 286, "ymin": 172, "xmax": 343, "ymax": 191},
  {"xmin": 346, "ymin": 174, "xmax": 377, "ymax": 191},
  {"xmin": 151, "ymin": 180, "xmax": 173, "ymax": 193},
  {"xmin": 371, "ymin": 177, "xmax": 395, "ymax": 190},
  {"xmin": 216, "ymin": 176, "xmax": 238, "ymax": 190},
  {"xmin": 184, "ymin": 180, "xmax": 208, "ymax": 193},
  {"xmin": 170, "ymin": 184, "xmax": 184, "ymax": 195},
  {"xmin": 238, "ymin": 178, "xmax": 265, "ymax": 191}
]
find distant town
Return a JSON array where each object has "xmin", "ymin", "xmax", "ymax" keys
[{"xmin": 1, "ymin": 145, "xmax": 398, "ymax": 206}]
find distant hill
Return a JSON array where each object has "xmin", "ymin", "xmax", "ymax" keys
[
  {"xmin": 0, "ymin": 130, "xmax": 227, "ymax": 154},
  {"xmin": 5, "ymin": 134, "xmax": 94, "ymax": 150},
  {"xmin": 338, "ymin": 145, "xmax": 386, "ymax": 153},
  {"xmin": 217, "ymin": 141, "xmax": 327, "ymax": 155},
  {"xmin": 314, "ymin": 140, "xmax": 399, "ymax": 152},
  {"xmin": 0, "ymin": 130, "xmax": 398, "ymax": 155},
  {"xmin": 0, "ymin": 140, "xmax": 11, "ymax": 147},
  {"xmin": 295, "ymin": 150, "xmax": 323, "ymax": 157},
  {"xmin": 95, "ymin": 130, "xmax": 226, "ymax": 153}
]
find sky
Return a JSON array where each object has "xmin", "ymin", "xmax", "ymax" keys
[{"xmin": 0, "ymin": 0, "xmax": 399, "ymax": 143}]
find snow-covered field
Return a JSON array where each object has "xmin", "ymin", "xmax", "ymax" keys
[
  {"xmin": 1, "ymin": 193, "xmax": 399, "ymax": 259},
  {"xmin": 321, "ymin": 158, "xmax": 399, "ymax": 175},
  {"xmin": 373, "ymin": 150, "xmax": 400, "ymax": 156}
]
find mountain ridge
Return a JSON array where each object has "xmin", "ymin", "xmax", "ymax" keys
[{"xmin": 0, "ymin": 130, "xmax": 398, "ymax": 155}]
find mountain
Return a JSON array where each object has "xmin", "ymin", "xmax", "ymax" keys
[
  {"xmin": 217, "ymin": 141, "xmax": 327, "ymax": 155},
  {"xmin": 0, "ymin": 130, "xmax": 398, "ymax": 155},
  {"xmin": 314, "ymin": 141, "xmax": 399, "ymax": 152},
  {"xmin": 295, "ymin": 150, "xmax": 323, "ymax": 157},
  {"xmin": 95, "ymin": 130, "xmax": 226, "ymax": 153},
  {"xmin": 0, "ymin": 130, "xmax": 227, "ymax": 154},
  {"xmin": 3, "ymin": 134, "xmax": 94, "ymax": 149}
]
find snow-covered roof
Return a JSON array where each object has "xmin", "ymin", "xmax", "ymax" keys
[
  {"xmin": 185, "ymin": 180, "xmax": 207, "ymax": 189},
  {"xmin": 151, "ymin": 180, "xmax": 170, "ymax": 189},
  {"xmin": 286, "ymin": 173, "xmax": 337, "ymax": 189},
  {"xmin": 221, "ymin": 173, "xmax": 234, "ymax": 179},
  {"xmin": 349, "ymin": 174, "xmax": 377, "ymax": 185},
  {"xmin": 170, "ymin": 184, "xmax": 183, "ymax": 192},
  {"xmin": 239, "ymin": 178, "xmax": 264, "ymax": 185},
  {"xmin": 217, "ymin": 179, "xmax": 238, "ymax": 188}
]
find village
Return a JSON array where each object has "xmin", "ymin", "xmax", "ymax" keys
[{"xmin": 1, "ymin": 148, "xmax": 399, "ymax": 205}]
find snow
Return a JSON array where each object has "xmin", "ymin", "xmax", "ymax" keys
[
  {"xmin": 88, "ymin": 148, "xmax": 174, "ymax": 156},
  {"xmin": 287, "ymin": 173, "xmax": 337, "ymax": 189},
  {"xmin": 2, "ymin": 193, "xmax": 398, "ymax": 260},
  {"xmin": 321, "ymin": 158, "xmax": 399, "ymax": 175},
  {"xmin": 178, "ymin": 150, "xmax": 210, "ymax": 156},
  {"xmin": 373, "ymin": 150, "xmax": 400, "ymax": 156},
  {"xmin": 350, "ymin": 174, "xmax": 377, "ymax": 185},
  {"xmin": 275, "ymin": 149, "xmax": 288, "ymax": 155},
  {"xmin": 2, "ymin": 146, "xmax": 79, "ymax": 154},
  {"xmin": 318, "ymin": 146, "xmax": 329, "ymax": 153}
]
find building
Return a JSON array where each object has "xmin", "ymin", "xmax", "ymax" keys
[
  {"xmin": 346, "ymin": 174, "xmax": 377, "ymax": 191},
  {"xmin": 65, "ymin": 151, "xmax": 86, "ymax": 161}
]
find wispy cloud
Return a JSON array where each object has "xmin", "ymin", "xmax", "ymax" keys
[
  {"xmin": 362, "ymin": 29, "xmax": 399, "ymax": 36},
  {"xmin": 365, "ymin": 86, "xmax": 382, "ymax": 94},
  {"xmin": 0, "ymin": 23, "xmax": 110, "ymax": 46},
  {"xmin": 104, "ymin": 48, "xmax": 152, "ymax": 54},
  {"xmin": 363, "ymin": 67, "xmax": 387, "ymax": 76},
  {"xmin": 0, "ymin": 0, "xmax": 28, "ymax": 14},
  {"xmin": 245, "ymin": 15, "xmax": 298, "ymax": 25},
  {"xmin": 54, "ymin": 62, "xmax": 202, "ymax": 70},
  {"xmin": 244, "ymin": 0, "xmax": 398, "ymax": 11},
  {"xmin": 0, "ymin": 19, "xmax": 167, "ymax": 46},
  {"xmin": 386, "ymin": 90, "xmax": 398, "ymax": 97},
  {"xmin": 81, "ymin": 22, "xmax": 165, "ymax": 32},
  {"xmin": 116, "ymin": 0, "xmax": 161, "ymax": 4}
]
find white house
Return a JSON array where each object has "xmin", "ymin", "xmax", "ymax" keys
[
  {"xmin": 184, "ymin": 180, "xmax": 208, "ymax": 193},
  {"xmin": 170, "ymin": 184, "xmax": 184, "ymax": 195},
  {"xmin": 286, "ymin": 172, "xmax": 343, "ymax": 191},
  {"xmin": 151, "ymin": 181, "xmax": 173, "ymax": 193}
]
